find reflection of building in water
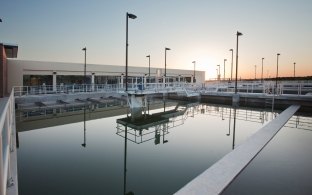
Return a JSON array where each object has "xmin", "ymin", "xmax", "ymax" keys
[{"xmin": 116, "ymin": 102, "xmax": 199, "ymax": 144}]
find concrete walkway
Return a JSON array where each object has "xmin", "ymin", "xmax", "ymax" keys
[{"xmin": 175, "ymin": 105, "xmax": 300, "ymax": 195}]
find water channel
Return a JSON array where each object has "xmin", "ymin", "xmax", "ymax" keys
[{"xmin": 15, "ymin": 99, "xmax": 311, "ymax": 195}]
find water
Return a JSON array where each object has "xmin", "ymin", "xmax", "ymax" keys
[
  {"xmin": 16, "ymin": 101, "xmax": 275, "ymax": 195},
  {"xmin": 222, "ymin": 114, "xmax": 312, "ymax": 195}
]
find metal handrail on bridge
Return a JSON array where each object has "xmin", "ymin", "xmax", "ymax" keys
[{"xmin": 0, "ymin": 89, "xmax": 17, "ymax": 195}]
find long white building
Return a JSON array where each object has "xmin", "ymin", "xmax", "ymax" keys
[{"xmin": 1, "ymin": 44, "xmax": 205, "ymax": 96}]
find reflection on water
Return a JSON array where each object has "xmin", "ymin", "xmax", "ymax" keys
[
  {"xmin": 222, "ymin": 113, "xmax": 312, "ymax": 195},
  {"xmin": 17, "ymin": 99, "xmax": 303, "ymax": 195}
]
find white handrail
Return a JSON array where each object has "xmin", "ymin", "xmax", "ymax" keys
[{"xmin": 0, "ymin": 89, "xmax": 17, "ymax": 195}]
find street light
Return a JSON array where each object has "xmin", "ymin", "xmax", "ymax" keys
[
  {"xmin": 261, "ymin": 58, "xmax": 264, "ymax": 83},
  {"xmin": 254, "ymin": 65, "xmax": 257, "ymax": 80},
  {"xmin": 146, "ymin": 55, "xmax": 151, "ymax": 77},
  {"xmin": 294, "ymin": 62, "xmax": 296, "ymax": 78},
  {"xmin": 216, "ymin": 69, "xmax": 218, "ymax": 80},
  {"xmin": 275, "ymin": 53, "xmax": 280, "ymax": 94},
  {"xmin": 224, "ymin": 59, "xmax": 227, "ymax": 81},
  {"xmin": 229, "ymin": 49, "xmax": 233, "ymax": 81},
  {"xmin": 125, "ymin": 12, "xmax": 137, "ymax": 92},
  {"xmin": 192, "ymin": 61, "xmax": 196, "ymax": 83},
  {"xmin": 217, "ymin": 65, "xmax": 220, "ymax": 81},
  {"xmin": 235, "ymin": 31, "xmax": 243, "ymax": 94},
  {"xmin": 165, "ymin": 48, "xmax": 170, "ymax": 77},
  {"xmin": 82, "ymin": 47, "xmax": 87, "ymax": 92}
]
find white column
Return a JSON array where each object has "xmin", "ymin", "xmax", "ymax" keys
[
  {"xmin": 144, "ymin": 75, "xmax": 147, "ymax": 89},
  {"xmin": 120, "ymin": 74, "xmax": 124, "ymax": 89},
  {"xmin": 53, "ymin": 72, "xmax": 57, "ymax": 92},
  {"xmin": 91, "ymin": 73, "xmax": 95, "ymax": 91}
]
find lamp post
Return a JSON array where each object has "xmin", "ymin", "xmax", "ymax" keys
[
  {"xmin": 125, "ymin": 12, "xmax": 137, "ymax": 92},
  {"xmin": 254, "ymin": 65, "xmax": 257, "ymax": 80},
  {"xmin": 165, "ymin": 48, "xmax": 170, "ymax": 77},
  {"xmin": 261, "ymin": 58, "xmax": 264, "ymax": 83},
  {"xmin": 82, "ymin": 47, "xmax": 87, "ymax": 92},
  {"xmin": 275, "ymin": 53, "xmax": 280, "ymax": 94},
  {"xmin": 216, "ymin": 69, "xmax": 218, "ymax": 80},
  {"xmin": 217, "ymin": 65, "xmax": 220, "ymax": 81},
  {"xmin": 235, "ymin": 31, "xmax": 243, "ymax": 94},
  {"xmin": 146, "ymin": 55, "xmax": 150, "ymax": 77},
  {"xmin": 192, "ymin": 61, "xmax": 196, "ymax": 83},
  {"xmin": 229, "ymin": 49, "xmax": 233, "ymax": 81},
  {"xmin": 224, "ymin": 59, "xmax": 227, "ymax": 81},
  {"xmin": 293, "ymin": 62, "xmax": 296, "ymax": 78}
]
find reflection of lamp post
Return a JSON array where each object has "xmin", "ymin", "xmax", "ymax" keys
[
  {"xmin": 165, "ymin": 48, "xmax": 171, "ymax": 77},
  {"xmin": 227, "ymin": 108, "xmax": 232, "ymax": 136},
  {"xmin": 82, "ymin": 106, "xmax": 86, "ymax": 147},
  {"xmin": 229, "ymin": 49, "xmax": 233, "ymax": 81},
  {"xmin": 82, "ymin": 47, "xmax": 87, "ymax": 92},
  {"xmin": 235, "ymin": 31, "xmax": 243, "ymax": 94},
  {"xmin": 146, "ymin": 55, "xmax": 151, "ymax": 77},
  {"xmin": 192, "ymin": 61, "xmax": 196, "ymax": 83},
  {"xmin": 223, "ymin": 59, "xmax": 227, "ymax": 81},
  {"xmin": 232, "ymin": 108, "xmax": 237, "ymax": 149},
  {"xmin": 125, "ymin": 12, "xmax": 137, "ymax": 92}
]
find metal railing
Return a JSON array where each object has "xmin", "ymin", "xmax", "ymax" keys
[
  {"xmin": 13, "ymin": 82, "xmax": 202, "ymax": 97},
  {"xmin": 202, "ymin": 81, "xmax": 312, "ymax": 95},
  {"xmin": 13, "ymin": 84, "xmax": 121, "ymax": 96},
  {"xmin": 0, "ymin": 89, "xmax": 17, "ymax": 195}
]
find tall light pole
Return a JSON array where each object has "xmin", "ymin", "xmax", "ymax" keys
[
  {"xmin": 165, "ymin": 48, "xmax": 170, "ymax": 77},
  {"xmin": 146, "ymin": 55, "xmax": 150, "ymax": 77},
  {"xmin": 261, "ymin": 58, "xmax": 264, "ymax": 83},
  {"xmin": 216, "ymin": 69, "xmax": 218, "ymax": 80},
  {"xmin": 224, "ymin": 59, "xmax": 227, "ymax": 81},
  {"xmin": 192, "ymin": 61, "xmax": 196, "ymax": 83},
  {"xmin": 125, "ymin": 12, "xmax": 137, "ymax": 92},
  {"xmin": 229, "ymin": 49, "xmax": 233, "ymax": 81},
  {"xmin": 217, "ymin": 65, "xmax": 220, "ymax": 81},
  {"xmin": 82, "ymin": 47, "xmax": 87, "ymax": 92},
  {"xmin": 275, "ymin": 53, "xmax": 280, "ymax": 94},
  {"xmin": 254, "ymin": 65, "xmax": 257, "ymax": 80},
  {"xmin": 235, "ymin": 31, "xmax": 243, "ymax": 94},
  {"xmin": 293, "ymin": 62, "xmax": 296, "ymax": 78}
]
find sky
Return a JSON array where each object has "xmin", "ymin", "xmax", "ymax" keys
[{"xmin": 1, "ymin": 0, "xmax": 312, "ymax": 80}]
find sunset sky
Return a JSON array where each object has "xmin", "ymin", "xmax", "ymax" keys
[{"xmin": 1, "ymin": 0, "xmax": 312, "ymax": 80}]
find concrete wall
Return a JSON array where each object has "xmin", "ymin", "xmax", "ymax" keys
[
  {"xmin": 7, "ymin": 59, "xmax": 206, "ymax": 90},
  {"xmin": 0, "ymin": 44, "xmax": 8, "ymax": 97}
]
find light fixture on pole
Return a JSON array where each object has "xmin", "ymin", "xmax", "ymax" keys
[
  {"xmin": 293, "ymin": 62, "xmax": 296, "ymax": 78},
  {"xmin": 229, "ymin": 49, "xmax": 233, "ymax": 81},
  {"xmin": 82, "ymin": 47, "xmax": 87, "ymax": 92},
  {"xmin": 224, "ymin": 59, "xmax": 227, "ymax": 81},
  {"xmin": 165, "ymin": 48, "xmax": 170, "ymax": 77},
  {"xmin": 125, "ymin": 12, "xmax": 137, "ymax": 92},
  {"xmin": 275, "ymin": 53, "xmax": 280, "ymax": 94},
  {"xmin": 146, "ymin": 55, "xmax": 150, "ymax": 77},
  {"xmin": 217, "ymin": 65, "xmax": 220, "ymax": 81},
  {"xmin": 261, "ymin": 58, "xmax": 264, "ymax": 83},
  {"xmin": 192, "ymin": 61, "xmax": 196, "ymax": 83},
  {"xmin": 254, "ymin": 65, "xmax": 257, "ymax": 80},
  {"xmin": 235, "ymin": 31, "xmax": 243, "ymax": 94}
]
